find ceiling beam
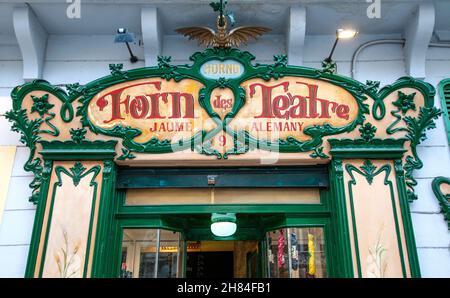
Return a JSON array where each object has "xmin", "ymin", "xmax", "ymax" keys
[
  {"xmin": 13, "ymin": 4, "xmax": 48, "ymax": 81},
  {"xmin": 141, "ymin": 6, "xmax": 162, "ymax": 67},
  {"xmin": 286, "ymin": 5, "xmax": 306, "ymax": 66},
  {"xmin": 403, "ymin": 1, "xmax": 435, "ymax": 79}
]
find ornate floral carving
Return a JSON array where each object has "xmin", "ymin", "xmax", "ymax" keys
[
  {"xmin": 109, "ymin": 63, "xmax": 124, "ymax": 76},
  {"xmin": 70, "ymin": 128, "xmax": 87, "ymax": 144},
  {"xmin": 360, "ymin": 160, "xmax": 378, "ymax": 185},
  {"xmin": 310, "ymin": 146, "xmax": 328, "ymax": 159},
  {"xmin": 117, "ymin": 148, "xmax": 136, "ymax": 161},
  {"xmin": 387, "ymin": 91, "xmax": 417, "ymax": 134},
  {"xmin": 359, "ymin": 123, "xmax": 377, "ymax": 142},
  {"xmin": 31, "ymin": 94, "xmax": 54, "ymax": 116},
  {"xmin": 321, "ymin": 59, "xmax": 337, "ymax": 74},
  {"xmin": 4, "ymin": 109, "xmax": 43, "ymax": 203},
  {"xmin": 365, "ymin": 80, "xmax": 380, "ymax": 94},
  {"xmin": 404, "ymin": 107, "xmax": 442, "ymax": 201}
]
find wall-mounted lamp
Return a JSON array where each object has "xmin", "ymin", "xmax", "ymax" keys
[
  {"xmin": 114, "ymin": 28, "xmax": 138, "ymax": 63},
  {"xmin": 211, "ymin": 213, "xmax": 237, "ymax": 237},
  {"xmin": 324, "ymin": 28, "xmax": 358, "ymax": 63}
]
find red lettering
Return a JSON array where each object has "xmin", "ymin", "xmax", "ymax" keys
[
  {"xmin": 272, "ymin": 95, "xmax": 290, "ymax": 120},
  {"xmin": 251, "ymin": 82, "xmax": 289, "ymax": 118},
  {"xmin": 104, "ymin": 89, "xmax": 129, "ymax": 123},
  {"xmin": 336, "ymin": 105, "xmax": 350, "ymax": 120},
  {"xmin": 180, "ymin": 93, "xmax": 195, "ymax": 119},
  {"xmin": 213, "ymin": 95, "xmax": 234, "ymax": 111},
  {"xmin": 249, "ymin": 80, "xmax": 351, "ymax": 121},
  {"xmin": 146, "ymin": 93, "xmax": 166, "ymax": 119},
  {"xmin": 129, "ymin": 95, "xmax": 149, "ymax": 119},
  {"xmin": 103, "ymin": 82, "xmax": 161, "ymax": 123},
  {"xmin": 287, "ymin": 93, "xmax": 307, "ymax": 119}
]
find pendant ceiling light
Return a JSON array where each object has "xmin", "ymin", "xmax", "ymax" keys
[{"xmin": 210, "ymin": 213, "xmax": 237, "ymax": 237}]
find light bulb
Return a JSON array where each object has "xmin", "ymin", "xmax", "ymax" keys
[{"xmin": 336, "ymin": 28, "xmax": 358, "ymax": 39}]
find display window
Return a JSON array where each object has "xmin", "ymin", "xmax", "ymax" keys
[{"xmin": 266, "ymin": 228, "xmax": 327, "ymax": 278}]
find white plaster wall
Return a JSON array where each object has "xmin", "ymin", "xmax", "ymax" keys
[
  {"xmin": 0, "ymin": 33, "xmax": 35, "ymax": 278},
  {"xmin": 0, "ymin": 31, "xmax": 449, "ymax": 277},
  {"xmin": 410, "ymin": 46, "xmax": 450, "ymax": 278}
]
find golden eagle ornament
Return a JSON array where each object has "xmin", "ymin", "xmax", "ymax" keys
[{"xmin": 175, "ymin": 15, "xmax": 271, "ymax": 48}]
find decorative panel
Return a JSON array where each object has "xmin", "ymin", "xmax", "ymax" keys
[
  {"xmin": 34, "ymin": 161, "xmax": 103, "ymax": 278},
  {"xmin": 125, "ymin": 188, "xmax": 320, "ymax": 205},
  {"xmin": 343, "ymin": 159, "xmax": 410, "ymax": 278}
]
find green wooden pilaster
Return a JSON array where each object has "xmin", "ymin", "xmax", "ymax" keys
[{"xmin": 329, "ymin": 159, "xmax": 354, "ymax": 278}]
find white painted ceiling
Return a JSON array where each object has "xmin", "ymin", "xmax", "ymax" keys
[{"xmin": 0, "ymin": 0, "xmax": 449, "ymax": 37}]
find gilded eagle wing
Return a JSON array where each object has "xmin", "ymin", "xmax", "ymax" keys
[
  {"xmin": 227, "ymin": 26, "xmax": 271, "ymax": 47},
  {"xmin": 175, "ymin": 27, "xmax": 216, "ymax": 47}
]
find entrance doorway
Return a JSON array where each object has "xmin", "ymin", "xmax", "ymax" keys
[
  {"xmin": 185, "ymin": 241, "xmax": 260, "ymax": 278},
  {"xmin": 119, "ymin": 225, "xmax": 328, "ymax": 278},
  {"xmin": 115, "ymin": 166, "xmax": 332, "ymax": 278}
]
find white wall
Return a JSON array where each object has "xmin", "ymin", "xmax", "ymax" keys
[
  {"xmin": 0, "ymin": 31, "xmax": 449, "ymax": 277},
  {"xmin": 0, "ymin": 33, "xmax": 35, "ymax": 278},
  {"xmin": 411, "ymin": 46, "xmax": 450, "ymax": 278}
]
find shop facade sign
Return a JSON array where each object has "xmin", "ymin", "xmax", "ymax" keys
[{"xmin": 6, "ymin": 47, "xmax": 442, "ymax": 278}]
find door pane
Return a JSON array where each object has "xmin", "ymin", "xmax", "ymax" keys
[
  {"xmin": 266, "ymin": 227, "xmax": 327, "ymax": 278},
  {"xmin": 120, "ymin": 229, "xmax": 183, "ymax": 278}
]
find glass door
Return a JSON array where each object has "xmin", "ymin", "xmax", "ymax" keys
[{"xmin": 120, "ymin": 228, "xmax": 185, "ymax": 278}]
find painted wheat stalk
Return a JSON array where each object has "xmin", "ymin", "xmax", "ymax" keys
[
  {"xmin": 367, "ymin": 233, "xmax": 387, "ymax": 278},
  {"xmin": 54, "ymin": 229, "xmax": 81, "ymax": 278}
]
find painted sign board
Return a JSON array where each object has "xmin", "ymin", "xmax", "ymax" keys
[
  {"xmin": 5, "ymin": 48, "xmax": 441, "ymax": 204},
  {"xmin": 87, "ymin": 76, "xmax": 358, "ymax": 146}
]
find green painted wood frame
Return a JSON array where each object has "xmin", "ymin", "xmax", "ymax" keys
[
  {"xmin": 438, "ymin": 78, "xmax": 450, "ymax": 144},
  {"xmin": 99, "ymin": 174, "xmax": 340, "ymax": 278},
  {"xmin": 108, "ymin": 197, "xmax": 336, "ymax": 278},
  {"xmin": 431, "ymin": 176, "xmax": 450, "ymax": 230},
  {"xmin": 345, "ymin": 160, "xmax": 407, "ymax": 277},
  {"xmin": 328, "ymin": 139, "xmax": 421, "ymax": 278},
  {"xmin": 117, "ymin": 166, "xmax": 329, "ymax": 189},
  {"xmin": 24, "ymin": 141, "xmax": 117, "ymax": 278},
  {"xmin": 24, "ymin": 139, "xmax": 422, "ymax": 278}
]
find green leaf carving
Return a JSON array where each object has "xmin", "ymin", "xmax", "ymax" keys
[
  {"xmin": 217, "ymin": 77, "xmax": 229, "ymax": 88},
  {"xmin": 403, "ymin": 106, "xmax": 442, "ymax": 201},
  {"xmin": 4, "ymin": 109, "xmax": 43, "ymax": 203},
  {"xmin": 321, "ymin": 59, "xmax": 337, "ymax": 74},
  {"xmin": 359, "ymin": 123, "xmax": 377, "ymax": 142},
  {"xmin": 157, "ymin": 56, "xmax": 172, "ymax": 68},
  {"xmin": 117, "ymin": 148, "xmax": 136, "ymax": 161},
  {"xmin": 365, "ymin": 80, "xmax": 380, "ymax": 94},
  {"xmin": 31, "ymin": 94, "xmax": 54, "ymax": 116},
  {"xmin": 69, "ymin": 162, "xmax": 87, "ymax": 186},
  {"xmin": 310, "ymin": 146, "xmax": 329, "ymax": 159},
  {"xmin": 387, "ymin": 91, "xmax": 417, "ymax": 134},
  {"xmin": 70, "ymin": 128, "xmax": 87, "ymax": 144},
  {"xmin": 109, "ymin": 64, "xmax": 124, "ymax": 76},
  {"xmin": 55, "ymin": 162, "xmax": 101, "ymax": 188},
  {"xmin": 273, "ymin": 55, "xmax": 288, "ymax": 67},
  {"xmin": 360, "ymin": 160, "xmax": 378, "ymax": 185}
]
